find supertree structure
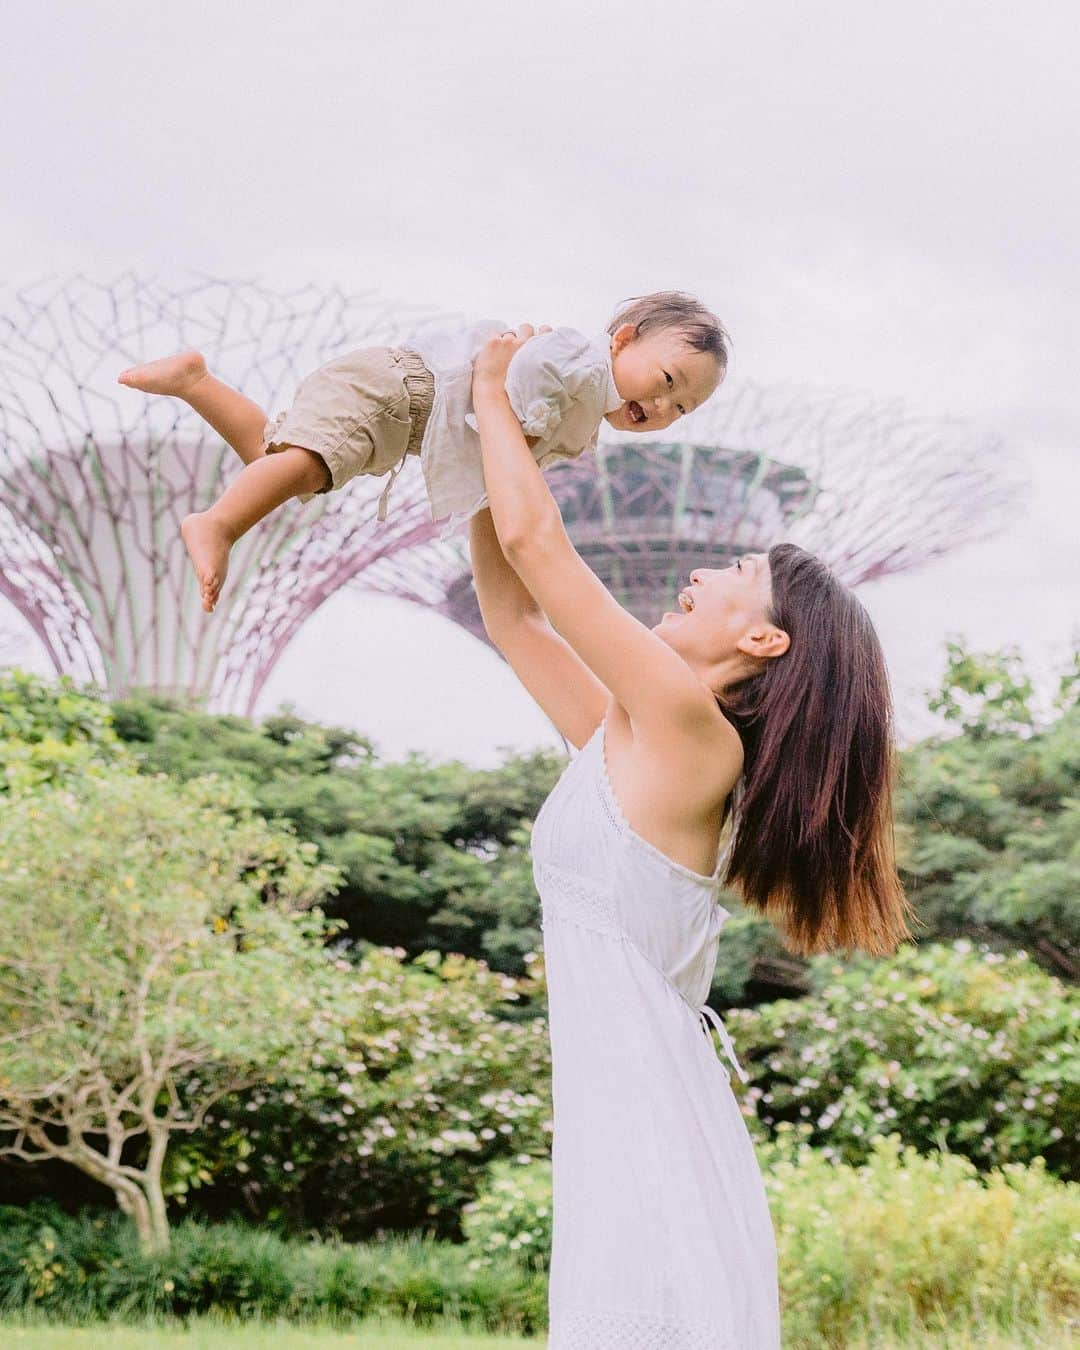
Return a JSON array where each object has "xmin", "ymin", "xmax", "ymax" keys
[
  {"xmin": 0, "ymin": 275, "xmax": 1024, "ymax": 714},
  {"xmin": 357, "ymin": 441, "xmax": 814, "ymax": 638},
  {"xmin": 0, "ymin": 275, "xmax": 450, "ymax": 713},
  {"xmin": 686, "ymin": 379, "xmax": 1022, "ymax": 584},
  {"xmin": 359, "ymin": 380, "xmax": 1022, "ymax": 639}
]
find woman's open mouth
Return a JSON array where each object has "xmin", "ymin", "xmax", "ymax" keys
[{"xmin": 628, "ymin": 401, "xmax": 647, "ymax": 425}]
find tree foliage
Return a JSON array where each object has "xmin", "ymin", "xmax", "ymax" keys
[
  {"xmin": 7, "ymin": 641, "xmax": 1079, "ymax": 1008},
  {"xmin": 898, "ymin": 645, "xmax": 1080, "ymax": 977},
  {"xmin": 927, "ymin": 639, "xmax": 1038, "ymax": 740},
  {"xmin": 0, "ymin": 670, "xmax": 124, "ymax": 793},
  {"xmin": 0, "ymin": 645, "xmax": 1077, "ymax": 1243},
  {"xmin": 108, "ymin": 696, "xmax": 562, "ymax": 978},
  {"xmin": 0, "ymin": 768, "xmax": 345, "ymax": 1251}
]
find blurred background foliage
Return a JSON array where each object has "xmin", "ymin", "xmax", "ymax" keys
[{"xmin": 8, "ymin": 635, "xmax": 1073, "ymax": 1000}]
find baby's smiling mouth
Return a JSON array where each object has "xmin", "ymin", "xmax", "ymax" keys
[{"xmin": 627, "ymin": 400, "xmax": 647, "ymax": 425}]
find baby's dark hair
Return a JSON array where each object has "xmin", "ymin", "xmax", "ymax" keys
[{"xmin": 606, "ymin": 290, "xmax": 730, "ymax": 373}]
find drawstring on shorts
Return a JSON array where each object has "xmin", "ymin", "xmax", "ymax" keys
[{"xmin": 377, "ymin": 452, "xmax": 409, "ymax": 521}]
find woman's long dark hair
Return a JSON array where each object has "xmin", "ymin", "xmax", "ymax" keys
[{"xmin": 717, "ymin": 543, "xmax": 913, "ymax": 956}]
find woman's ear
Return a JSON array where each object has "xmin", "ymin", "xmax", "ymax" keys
[
  {"xmin": 609, "ymin": 323, "xmax": 637, "ymax": 356},
  {"xmin": 736, "ymin": 625, "xmax": 790, "ymax": 662}
]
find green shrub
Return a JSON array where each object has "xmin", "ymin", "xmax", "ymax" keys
[
  {"xmin": 0, "ymin": 1204, "xmax": 547, "ymax": 1335},
  {"xmin": 2, "ymin": 1141, "xmax": 1077, "ymax": 1346},
  {"xmin": 728, "ymin": 940, "xmax": 1078, "ymax": 1177},
  {"xmin": 456, "ymin": 1136, "xmax": 1079, "ymax": 1343},
  {"xmin": 762, "ymin": 1128, "xmax": 1080, "ymax": 1345}
]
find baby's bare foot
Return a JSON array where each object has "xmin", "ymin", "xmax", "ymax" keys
[
  {"xmin": 118, "ymin": 349, "xmax": 208, "ymax": 396},
  {"xmin": 181, "ymin": 511, "xmax": 233, "ymax": 613}
]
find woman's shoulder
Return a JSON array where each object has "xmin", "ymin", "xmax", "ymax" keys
[
  {"xmin": 676, "ymin": 702, "xmax": 744, "ymax": 801},
  {"xmin": 605, "ymin": 701, "xmax": 744, "ymax": 877},
  {"xmin": 617, "ymin": 699, "xmax": 744, "ymax": 806}
]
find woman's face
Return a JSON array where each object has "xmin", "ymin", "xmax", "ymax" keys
[{"xmin": 653, "ymin": 552, "xmax": 780, "ymax": 673}]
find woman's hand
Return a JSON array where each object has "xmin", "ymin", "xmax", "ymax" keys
[{"xmin": 473, "ymin": 323, "xmax": 550, "ymax": 397}]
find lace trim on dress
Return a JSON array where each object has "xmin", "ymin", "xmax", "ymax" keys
[
  {"xmin": 536, "ymin": 861, "xmax": 620, "ymax": 938},
  {"xmin": 551, "ymin": 1303, "xmax": 740, "ymax": 1349}
]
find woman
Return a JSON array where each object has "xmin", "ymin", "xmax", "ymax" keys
[{"xmin": 469, "ymin": 326, "xmax": 912, "ymax": 1349}]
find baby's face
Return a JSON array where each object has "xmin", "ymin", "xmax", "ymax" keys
[{"xmin": 605, "ymin": 326, "xmax": 722, "ymax": 434}]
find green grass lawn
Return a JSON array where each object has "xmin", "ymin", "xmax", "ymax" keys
[
  {"xmin": 2, "ymin": 1318, "xmax": 1077, "ymax": 1349},
  {"xmin": 0, "ymin": 1320, "xmax": 536, "ymax": 1349}
]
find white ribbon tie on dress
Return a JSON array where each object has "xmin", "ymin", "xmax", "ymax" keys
[{"xmin": 697, "ymin": 1003, "xmax": 749, "ymax": 1084}]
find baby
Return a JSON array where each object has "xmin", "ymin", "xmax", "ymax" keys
[{"xmin": 118, "ymin": 290, "xmax": 728, "ymax": 612}]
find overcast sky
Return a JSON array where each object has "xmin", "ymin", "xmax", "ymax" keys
[{"xmin": 2, "ymin": 1, "xmax": 1077, "ymax": 764}]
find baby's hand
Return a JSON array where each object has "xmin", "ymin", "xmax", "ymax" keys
[{"xmin": 473, "ymin": 324, "xmax": 550, "ymax": 393}]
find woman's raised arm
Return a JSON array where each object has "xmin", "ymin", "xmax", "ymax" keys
[{"xmin": 470, "ymin": 329, "xmax": 723, "ymax": 742}]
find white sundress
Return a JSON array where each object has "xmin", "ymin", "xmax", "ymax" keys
[{"xmin": 531, "ymin": 716, "xmax": 782, "ymax": 1349}]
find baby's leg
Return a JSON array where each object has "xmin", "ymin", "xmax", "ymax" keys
[
  {"xmin": 183, "ymin": 446, "xmax": 330, "ymax": 613},
  {"xmin": 118, "ymin": 351, "xmax": 269, "ymax": 464}
]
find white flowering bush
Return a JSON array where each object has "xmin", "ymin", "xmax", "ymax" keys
[
  {"xmin": 461, "ymin": 1156, "xmax": 552, "ymax": 1272},
  {"xmin": 183, "ymin": 945, "xmax": 554, "ymax": 1239},
  {"xmin": 727, "ymin": 941, "xmax": 1078, "ymax": 1178}
]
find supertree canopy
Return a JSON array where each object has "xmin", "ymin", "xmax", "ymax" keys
[
  {"xmin": 362, "ymin": 381, "xmax": 1022, "ymax": 638},
  {"xmin": 356, "ymin": 441, "xmax": 815, "ymax": 638},
  {"xmin": 0, "ymin": 275, "xmax": 448, "ymax": 713}
]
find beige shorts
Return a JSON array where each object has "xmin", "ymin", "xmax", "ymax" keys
[{"xmin": 263, "ymin": 346, "xmax": 434, "ymax": 513}]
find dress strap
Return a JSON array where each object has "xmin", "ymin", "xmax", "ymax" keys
[{"xmin": 698, "ymin": 1003, "xmax": 749, "ymax": 1084}]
